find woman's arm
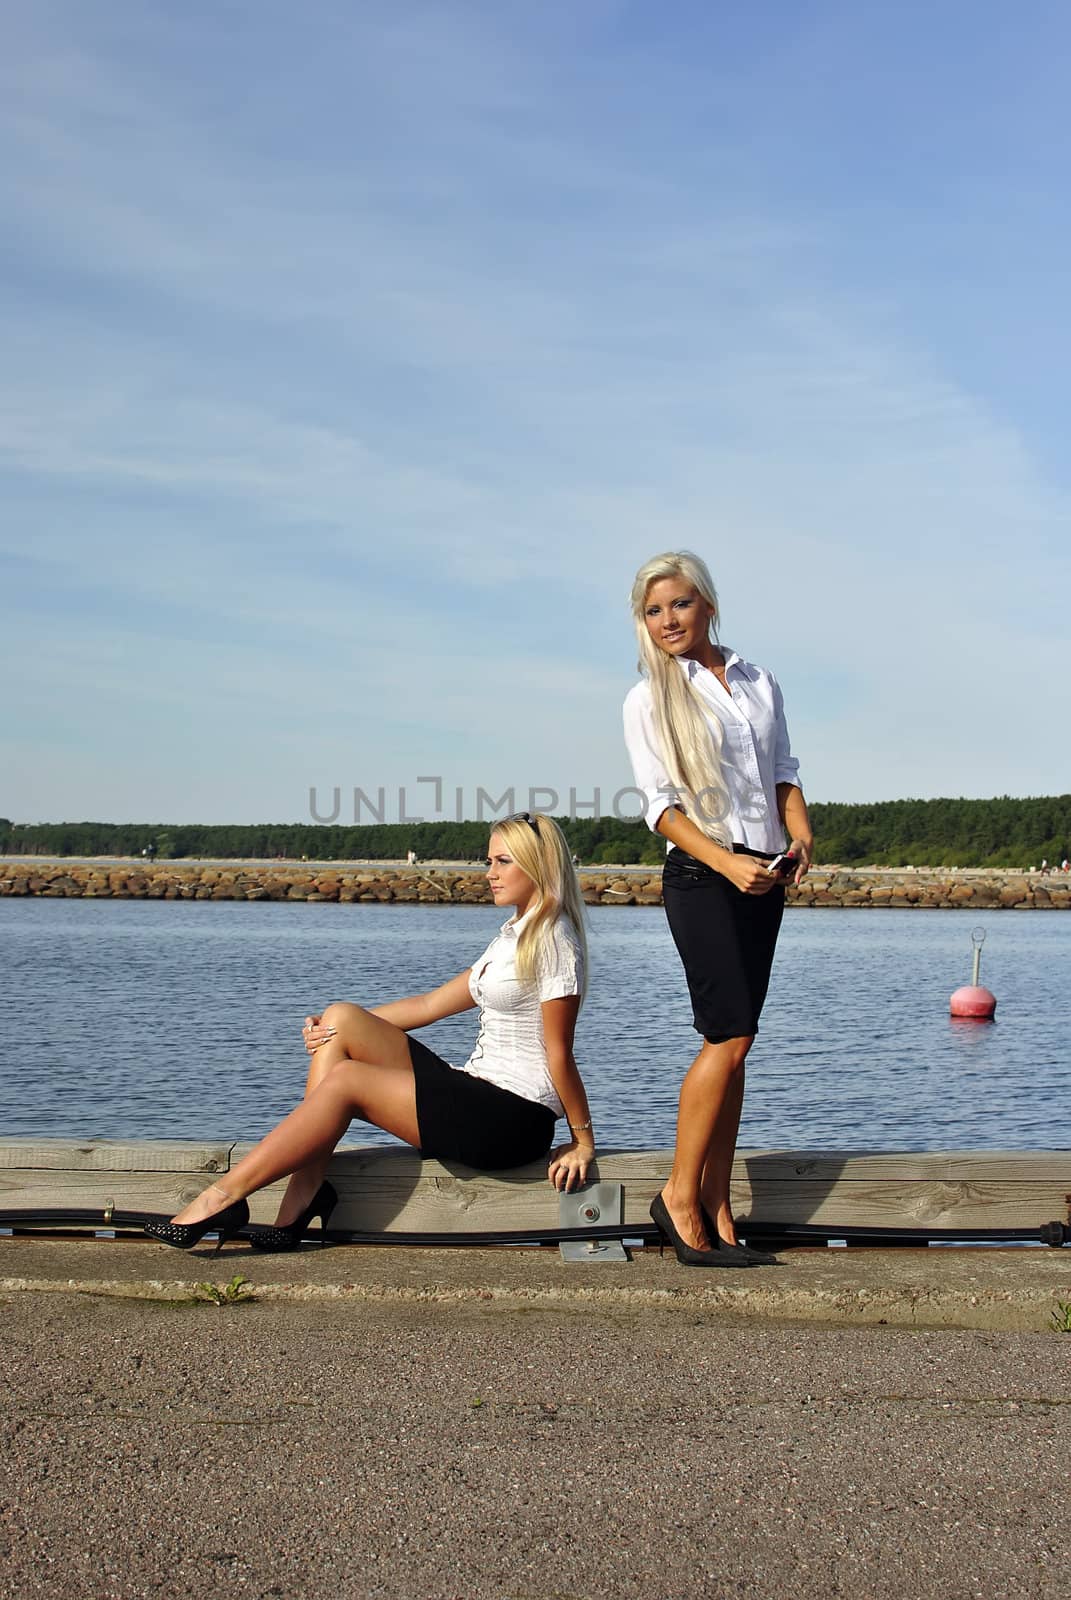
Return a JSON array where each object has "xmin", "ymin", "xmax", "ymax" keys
[
  {"xmin": 303, "ymin": 970, "xmax": 476, "ymax": 1050},
  {"xmin": 369, "ymin": 969, "xmax": 477, "ymax": 1030},
  {"xmin": 624, "ymin": 682, "xmax": 766, "ymax": 888},
  {"xmin": 776, "ymin": 782, "xmax": 814, "ymax": 885},
  {"xmin": 655, "ymin": 807, "xmax": 780, "ymax": 896},
  {"xmin": 542, "ymin": 995, "xmax": 595, "ymax": 1192}
]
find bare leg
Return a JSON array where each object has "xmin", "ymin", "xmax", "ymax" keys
[
  {"xmin": 699, "ymin": 1049, "xmax": 750, "ymax": 1245},
  {"xmin": 659, "ymin": 1035, "xmax": 753, "ymax": 1250},
  {"xmin": 273, "ymin": 1000, "xmax": 421, "ymax": 1225},
  {"xmin": 271, "ymin": 1032, "xmax": 348, "ymax": 1225},
  {"xmin": 171, "ymin": 1003, "xmax": 420, "ymax": 1227}
]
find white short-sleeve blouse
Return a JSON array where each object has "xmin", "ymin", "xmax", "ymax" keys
[{"xmin": 458, "ymin": 912, "xmax": 583, "ymax": 1116}]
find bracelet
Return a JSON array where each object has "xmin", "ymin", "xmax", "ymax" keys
[{"xmin": 568, "ymin": 1121, "xmax": 592, "ymax": 1134}]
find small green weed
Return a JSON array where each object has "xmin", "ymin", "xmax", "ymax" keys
[
  {"xmin": 192, "ymin": 1273, "xmax": 257, "ymax": 1306},
  {"xmin": 1049, "ymin": 1300, "xmax": 1071, "ymax": 1333}
]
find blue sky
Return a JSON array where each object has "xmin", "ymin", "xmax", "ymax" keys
[{"xmin": 3, "ymin": 1, "xmax": 1068, "ymax": 826}]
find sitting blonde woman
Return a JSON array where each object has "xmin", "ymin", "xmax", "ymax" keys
[{"xmin": 144, "ymin": 814, "xmax": 595, "ymax": 1252}]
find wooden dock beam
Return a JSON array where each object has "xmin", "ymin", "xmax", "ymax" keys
[{"xmin": 1, "ymin": 1141, "xmax": 1068, "ymax": 1238}]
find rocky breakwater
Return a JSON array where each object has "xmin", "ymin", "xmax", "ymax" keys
[
  {"xmin": 1, "ymin": 860, "xmax": 1069, "ymax": 908},
  {"xmin": 789, "ymin": 868, "xmax": 1070, "ymax": 910},
  {"xmin": 0, "ymin": 861, "xmax": 487, "ymax": 904},
  {"xmin": 574, "ymin": 867, "xmax": 1069, "ymax": 909},
  {"xmin": 0, "ymin": 860, "xmax": 657, "ymax": 907}
]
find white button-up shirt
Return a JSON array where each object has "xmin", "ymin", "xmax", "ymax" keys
[
  {"xmin": 622, "ymin": 647, "xmax": 802, "ymax": 854},
  {"xmin": 459, "ymin": 912, "xmax": 584, "ymax": 1116}
]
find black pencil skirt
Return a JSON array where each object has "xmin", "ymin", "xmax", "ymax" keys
[
  {"xmin": 662, "ymin": 846, "xmax": 785, "ymax": 1044},
  {"xmin": 407, "ymin": 1035, "xmax": 557, "ymax": 1170}
]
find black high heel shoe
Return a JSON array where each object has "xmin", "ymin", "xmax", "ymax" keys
[
  {"xmin": 649, "ymin": 1193, "xmax": 755, "ymax": 1268},
  {"xmin": 143, "ymin": 1192, "xmax": 249, "ymax": 1253},
  {"xmin": 247, "ymin": 1180, "xmax": 338, "ymax": 1252},
  {"xmin": 700, "ymin": 1204, "xmax": 779, "ymax": 1267}
]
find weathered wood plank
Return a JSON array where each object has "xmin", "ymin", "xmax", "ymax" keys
[
  {"xmin": 731, "ymin": 1181, "xmax": 1070, "ymax": 1230},
  {"xmin": 232, "ymin": 1146, "xmax": 1071, "ymax": 1185},
  {"xmin": 329, "ymin": 1178, "xmax": 1069, "ymax": 1232},
  {"xmin": 0, "ymin": 1138, "xmax": 236, "ymax": 1173},
  {"xmin": 4, "ymin": 1171, "xmax": 1065, "ymax": 1232},
  {"xmin": 732, "ymin": 1150, "xmax": 1071, "ymax": 1183},
  {"xmin": 1, "ymin": 1141, "xmax": 1068, "ymax": 1233},
  {"xmin": 308, "ymin": 1157, "xmax": 1070, "ymax": 1232},
  {"xmin": 3, "ymin": 1139, "xmax": 1068, "ymax": 1183},
  {"xmin": 0, "ymin": 1172, "xmax": 293, "ymax": 1225}
]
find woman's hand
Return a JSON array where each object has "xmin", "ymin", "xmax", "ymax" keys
[
  {"xmin": 548, "ymin": 1138, "xmax": 594, "ymax": 1193},
  {"xmin": 719, "ymin": 852, "xmax": 781, "ymax": 896},
  {"xmin": 302, "ymin": 1014, "xmax": 337, "ymax": 1053},
  {"xmin": 788, "ymin": 837, "xmax": 812, "ymax": 886}
]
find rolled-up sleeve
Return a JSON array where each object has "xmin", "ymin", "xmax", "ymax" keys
[
  {"xmin": 623, "ymin": 683, "xmax": 680, "ymax": 834},
  {"xmin": 537, "ymin": 925, "xmax": 583, "ymax": 1001},
  {"xmin": 771, "ymin": 676, "xmax": 802, "ymax": 789}
]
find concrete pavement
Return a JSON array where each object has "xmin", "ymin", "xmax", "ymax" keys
[
  {"xmin": 2, "ymin": 1278, "xmax": 1070, "ymax": 1599},
  {"xmin": 2, "ymin": 1233, "xmax": 1070, "ymax": 1331}
]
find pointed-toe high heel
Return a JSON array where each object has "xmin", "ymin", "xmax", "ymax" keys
[
  {"xmin": 649, "ymin": 1193, "xmax": 754, "ymax": 1268},
  {"xmin": 247, "ymin": 1180, "xmax": 338, "ymax": 1253},
  {"xmin": 700, "ymin": 1204, "xmax": 779, "ymax": 1267},
  {"xmin": 143, "ymin": 1195, "xmax": 249, "ymax": 1253}
]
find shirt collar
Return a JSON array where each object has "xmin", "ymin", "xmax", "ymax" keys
[
  {"xmin": 500, "ymin": 906, "xmax": 537, "ymax": 938},
  {"xmin": 679, "ymin": 645, "xmax": 741, "ymax": 681}
]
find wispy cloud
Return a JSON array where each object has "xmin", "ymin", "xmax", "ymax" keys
[{"xmin": 2, "ymin": 1, "xmax": 1069, "ymax": 820}]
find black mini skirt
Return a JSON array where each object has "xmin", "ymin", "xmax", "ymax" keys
[
  {"xmin": 407, "ymin": 1034, "xmax": 556, "ymax": 1171},
  {"xmin": 661, "ymin": 846, "xmax": 785, "ymax": 1044}
]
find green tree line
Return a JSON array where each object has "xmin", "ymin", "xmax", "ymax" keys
[{"xmin": 1, "ymin": 795, "xmax": 1068, "ymax": 867}]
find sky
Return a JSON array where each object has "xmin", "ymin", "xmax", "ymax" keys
[{"xmin": 2, "ymin": 0, "xmax": 1069, "ymax": 827}]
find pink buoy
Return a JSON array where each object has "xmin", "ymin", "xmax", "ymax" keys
[
  {"xmin": 949, "ymin": 984, "xmax": 997, "ymax": 1019},
  {"xmin": 949, "ymin": 927, "xmax": 996, "ymax": 1018}
]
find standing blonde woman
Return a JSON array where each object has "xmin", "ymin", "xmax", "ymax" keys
[
  {"xmin": 623, "ymin": 551, "xmax": 812, "ymax": 1267},
  {"xmin": 144, "ymin": 814, "xmax": 594, "ymax": 1252}
]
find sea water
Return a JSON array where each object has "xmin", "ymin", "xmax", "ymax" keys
[{"xmin": 1, "ymin": 898, "xmax": 1067, "ymax": 1150}]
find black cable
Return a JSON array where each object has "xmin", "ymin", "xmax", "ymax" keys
[{"xmin": 0, "ymin": 1209, "xmax": 1066, "ymax": 1246}]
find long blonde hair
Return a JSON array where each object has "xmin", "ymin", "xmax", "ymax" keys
[
  {"xmin": 491, "ymin": 814, "xmax": 588, "ymax": 1004},
  {"xmin": 629, "ymin": 550, "xmax": 733, "ymax": 847}
]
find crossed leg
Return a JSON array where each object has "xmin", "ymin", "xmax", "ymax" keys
[
  {"xmin": 658, "ymin": 1034, "xmax": 754, "ymax": 1250},
  {"xmin": 170, "ymin": 1002, "xmax": 421, "ymax": 1227},
  {"xmin": 267, "ymin": 1001, "xmax": 417, "ymax": 1224}
]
